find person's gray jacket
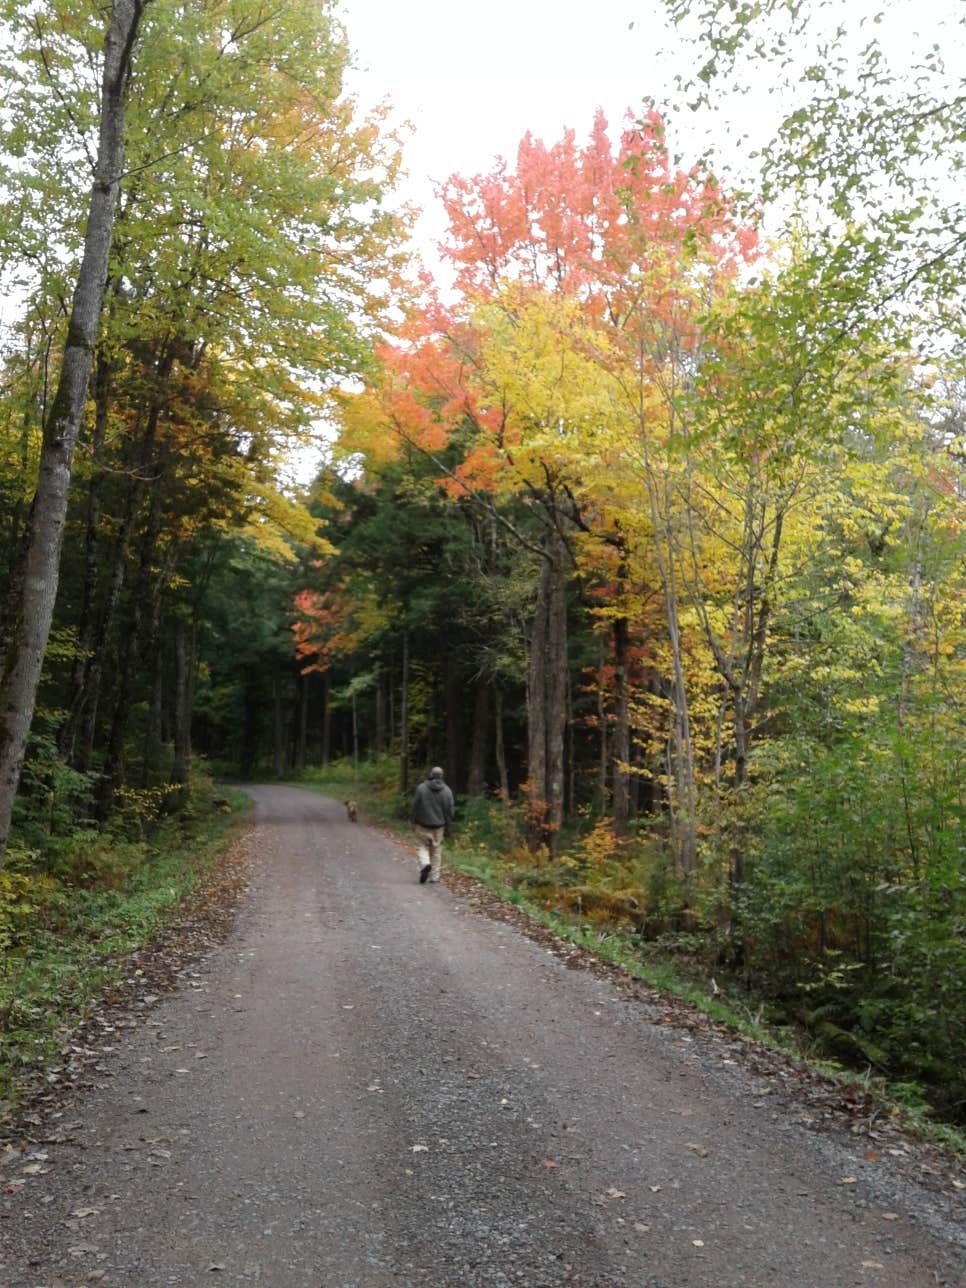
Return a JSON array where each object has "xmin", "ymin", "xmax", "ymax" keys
[{"xmin": 411, "ymin": 777, "xmax": 455, "ymax": 829}]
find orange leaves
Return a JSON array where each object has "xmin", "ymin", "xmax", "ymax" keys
[
  {"xmin": 438, "ymin": 108, "xmax": 756, "ymax": 301},
  {"xmin": 442, "ymin": 441, "xmax": 503, "ymax": 499}
]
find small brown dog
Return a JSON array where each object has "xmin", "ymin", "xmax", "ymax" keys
[{"xmin": 344, "ymin": 799, "xmax": 358, "ymax": 822}]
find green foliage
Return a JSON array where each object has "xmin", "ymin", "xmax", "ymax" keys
[
  {"xmin": 12, "ymin": 728, "xmax": 98, "ymax": 846},
  {"xmin": 729, "ymin": 713, "xmax": 966, "ymax": 1116},
  {"xmin": 0, "ymin": 774, "xmax": 245, "ymax": 1112},
  {"xmin": 451, "ymin": 793, "xmax": 523, "ymax": 855}
]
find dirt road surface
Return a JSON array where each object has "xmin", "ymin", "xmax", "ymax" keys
[{"xmin": 1, "ymin": 785, "xmax": 963, "ymax": 1287}]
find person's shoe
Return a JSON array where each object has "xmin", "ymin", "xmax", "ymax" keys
[
  {"xmin": 428, "ymin": 874, "xmax": 440, "ymax": 883},
  {"xmin": 419, "ymin": 863, "xmax": 431, "ymax": 884}
]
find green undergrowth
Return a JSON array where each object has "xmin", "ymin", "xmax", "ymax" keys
[
  {"xmin": 0, "ymin": 777, "xmax": 248, "ymax": 1118},
  {"xmin": 293, "ymin": 760, "xmax": 966, "ymax": 1156}
]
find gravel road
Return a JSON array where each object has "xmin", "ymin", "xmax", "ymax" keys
[{"xmin": 1, "ymin": 784, "xmax": 963, "ymax": 1287}]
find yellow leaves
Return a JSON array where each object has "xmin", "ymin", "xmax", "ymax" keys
[
  {"xmin": 840, "ymin": 697, "xmax": 881, "ymax": 716},
  {"xmin": 239, "ymin": 481, "xmax": 332, "ymax": 562},
  {"xmin": 334, "ymin": 387, "xmax": 401, "ymax": 469}
]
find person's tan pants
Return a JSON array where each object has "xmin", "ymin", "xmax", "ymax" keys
[{"xmin": 414, "ymin": 824, "xmax": 444, "ymax": 881}]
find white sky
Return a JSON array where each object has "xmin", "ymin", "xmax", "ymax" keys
[
  {"xmin": 339, "ymin": 0, "xmax": 689, "ymax": 269},
  {"xmin": 338, "ymin": 0, "xmax": 964, "ymax": 272}
]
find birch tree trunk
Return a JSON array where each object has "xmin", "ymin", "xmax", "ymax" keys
[{"xmin": 0, "ymin": 0, "xmax": 147, "ymax": 862}]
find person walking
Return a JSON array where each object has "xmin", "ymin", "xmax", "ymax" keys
[{"xmin": 411, "ymin": 766, "xmax": 455, "ymax": 884}]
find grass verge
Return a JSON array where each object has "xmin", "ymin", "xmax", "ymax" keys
[{"xmin": 0, "ymin": 787, "xmax": 249, "ymax": 1119}]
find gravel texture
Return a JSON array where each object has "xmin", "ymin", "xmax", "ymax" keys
[{"xmin": 1, "ymin": 784, "xmax": 963, "ymax": 1287}]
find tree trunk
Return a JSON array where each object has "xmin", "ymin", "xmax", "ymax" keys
[
  {"xmin": 60, "ymin": 349, "xmax": 113, "ymax": 760},
  {"xmin": 170, "ymin": 617, "xmax": 191, "ymax": 786},
  {"xmin": 609, "ymin": 533, "xmax": 635, "ymax": 830},
  {"xmin": 526, "ymin": 525, "xmax": 568, "ymax": 854},
  {"xmin": 272, "ymin": 668, "xmax": 285, "ymax": 780},
  {"xmin": 98, "ymin": 478, "xmax": 164, "ymax": 819},
  {"xmin": 0, "ymin": 0, "xmax": 146, "ymax": 861},
  {"xmin": 0, "ymin": 326, "xmax": 49, "ymax": 634},
  {"xmin": 399, "ymin": 630, "xmax": 410, "ymax": 796},
  {"xmin": 321, "ymin": 669, "xmax": 331, "ymax": 768},
  {"xmin": 494, "ymin": 688, "xmax": 510, "ymax": 805},
  {"xmin": 71, "ymin": 471, "xmax": 144, "ymax": 771},
  {"xmin": 467, "ymin": 682, "xmax": 489, "ymax": 797},
  {"xmin": 240, "ymin": 665, "xmax": 259, "ymax": 779},
  {"xmin": 444, "ymin": 653, "xmax": 462, "ymax": 790},
  {"xmin": 545, "ymin": 533, "xmax": 568, "ymax": 850},
  {"xmin": 611, "ymin": 615, "xmax": 631, "ymax": 834},
  {"xmin": 295, "ymin": 671, "xmax": 308, "ymax": 773},
  {"xmin": 596, "ymin": 640, "xmax": 609, "ymax": 811},
  {"xmin": 141, "ymin": 641, "xmax": 164, "ymax": 786},
  {"xmin": 374, "ymin": 666, "xmax": 386, "ymax": 754},
  {"xmin": 526, "ymin": 556, "xmax": 550, "ymax": 849}
]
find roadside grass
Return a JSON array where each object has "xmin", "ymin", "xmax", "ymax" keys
[
  {"xmin": 293, "ymin": 761, "xmax": 966, "ymax": 1156},
  {"xmin": 0, "ymin": 783, "xmax": 248, "ymax": 1118}
]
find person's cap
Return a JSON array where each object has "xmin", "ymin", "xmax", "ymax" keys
[{"xmin": 430, "ymin": 766, "xmax": 444, "ymax": 778}]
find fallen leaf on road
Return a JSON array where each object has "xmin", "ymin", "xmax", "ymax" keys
[
  {"xmin": 669, "ymin": 1107, "xmax": 693, "ymax": 1117},
  {"xmin": 685, "ymin": 1142, "xmax": 709, "ymax": 1157},
  {"xmin": 604, "ymin": 1188, "xmax": 626, "ymax": 1199},
  {"xmin": 21, "ymin": 1164, "xmax": 46, "ymax": 1175},
  {"xmin": 411, "ymin": 1144, "xmax": 429, "ymax": 1153},
  {"xmin": 542, "ymin": 1159, "xmax": 558, "ymax": 1169},
  {"xmin": 294, "ymin": 1111, "xmax": 305, "ymax": 1119},
  {"xmin": 952, "ymin": 1180, "xmax": 965, "ymax": 1190},
  {"xmin": 366, "ymin": 1085, "xmax": 383, "ymax": 1094},
  {"xmin": 649, "ymin": 1185, "xmax": 662, "ymax": 1192},
  {"xmin": 864, "ymin": 1149, "xmax": 880, "ymax": 1161},
  {"xmin": 862, "ymin": 1262, "xmax": 884, "ymax": 1270},
  {"xmin": 881, "ymin": 1212, "xmax": 899, "ymax": 1220},
  {"xmin": 692, "ymin": 1239, "xmax": 705, "ymax": 1247},
  {"xmin": 208, "ymin": 1264, "xmax": 227, "ymax": 1272},
  {"xmin": 70, "ymin": 1207, "xmax": 99, "ymax": 1218},
  {"xmin": 839, "ymin": 1176, "xmax": 858, "ymax": 1185}
]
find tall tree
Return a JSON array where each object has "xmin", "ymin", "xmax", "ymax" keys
[{"xmin": 0, "ymin": 0, "xmax": 148, "ymax": 861}]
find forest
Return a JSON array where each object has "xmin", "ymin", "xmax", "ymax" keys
[{"xmin": 0, "ymin": 0, "xmax": 963, "ymax": 1128}]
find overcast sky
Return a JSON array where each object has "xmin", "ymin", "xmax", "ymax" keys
[
  {"xmin": 338, "ymin": 0, "xmax": 963, "ymax": 269},
  {"xmin": 338, "ymin": 0, "xmax": 694, "ymax": 267}
]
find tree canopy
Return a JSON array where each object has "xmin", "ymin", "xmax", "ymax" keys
[{"xmin": 0, "ymin": 0, "xmax": 963, "ymax": 1122}]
